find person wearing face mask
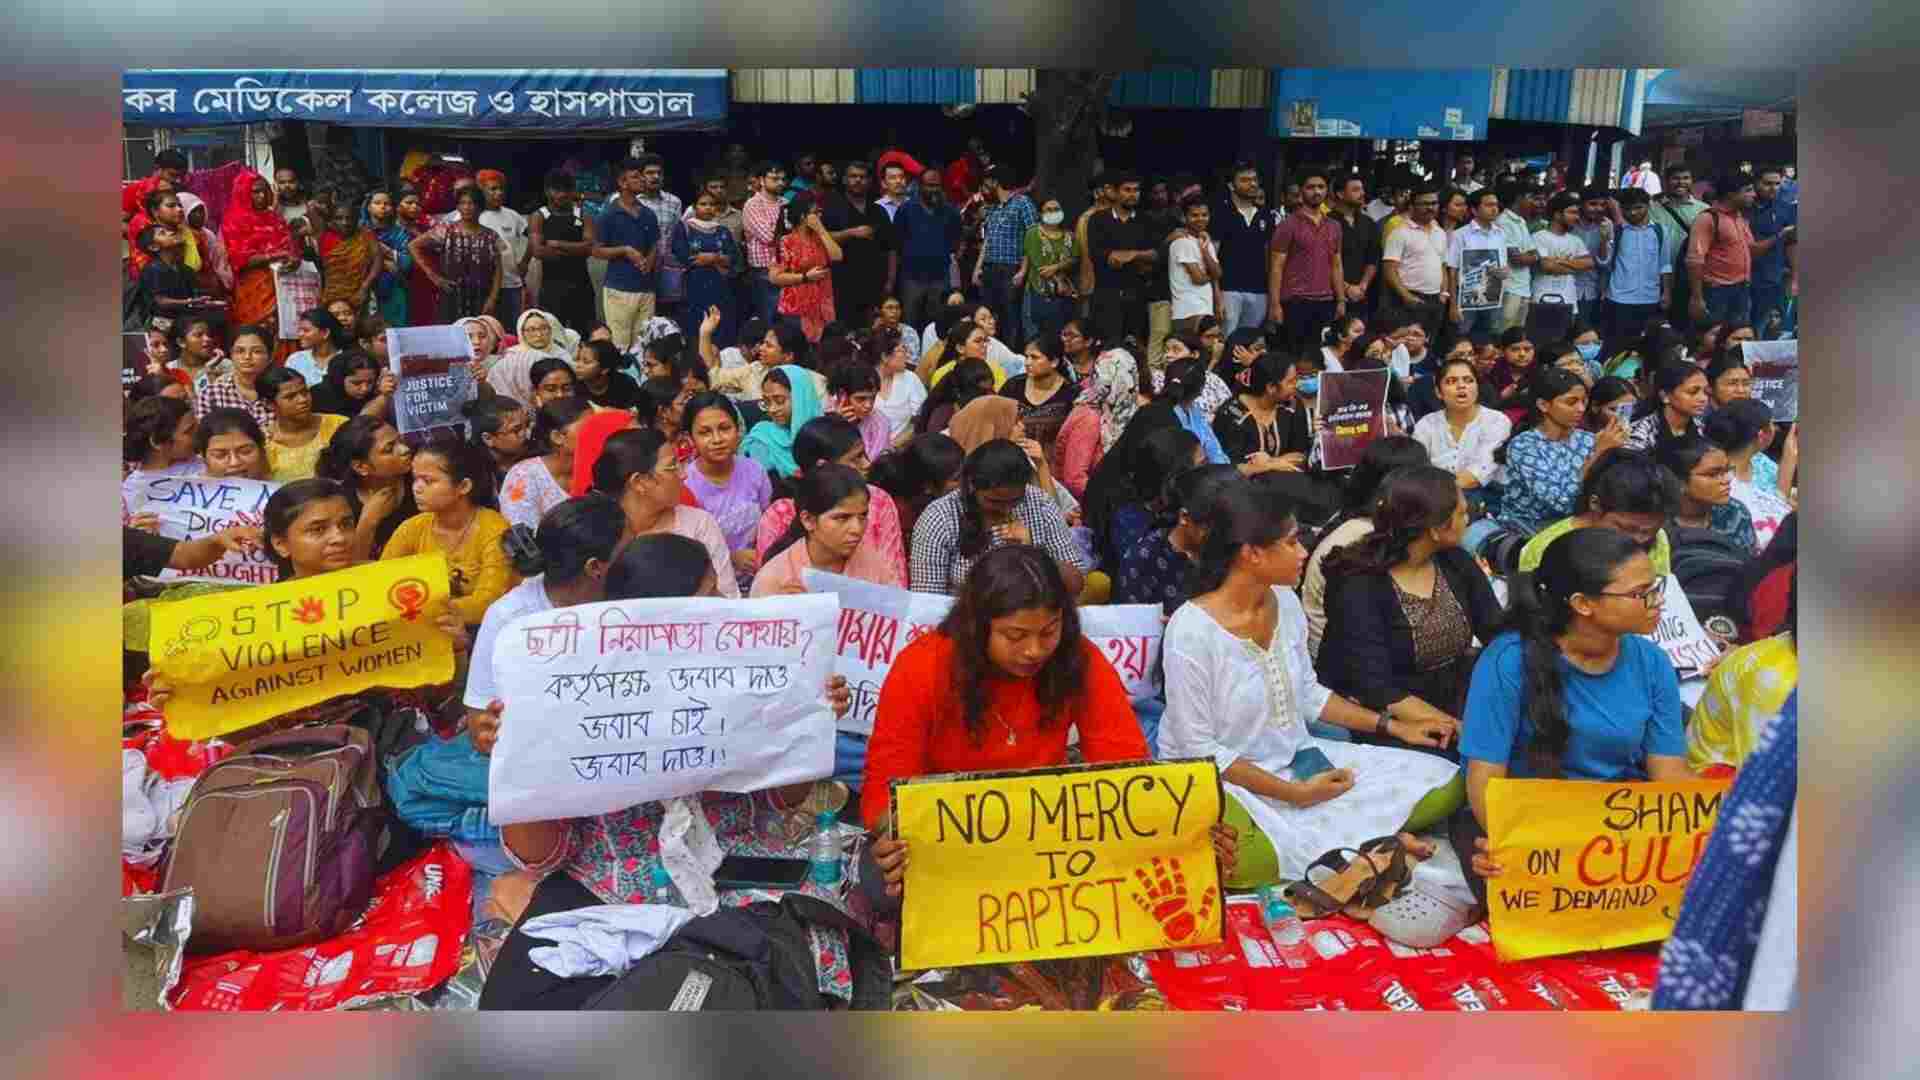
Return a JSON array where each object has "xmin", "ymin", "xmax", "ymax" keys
[{"xmin": 1020, "ymin": 194, "xmax": 1079, "ymax": 344}]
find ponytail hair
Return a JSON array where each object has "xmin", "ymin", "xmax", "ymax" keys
[
  {"xmin": 1183, "ymin": 483, "xmax": 1298, "ymax": 600},
  {"xmin": 868, "ymin": 433, "xmax": 964, "ymax": 503},
  {"xmin": 123, "ymin": 394, "xmax": 192, "ymax": 464},
  {"xmin": 502, "ymin": 493, "xmax": 626, "ymax": 583},
  {"xmin": 1158, "ymin": 357, "xmax": 1209, "ymax": 407},
  {"xmin": 1503, "ymin": 526, "xmax": 1645, "ymax": 778},
  {"xmin": 765, "ymin": 463, "xmax": 868, "ymax": 561},
  {"xmin": 1323, "ymin": 465, "xmax": 1459, "ymax": 579}
]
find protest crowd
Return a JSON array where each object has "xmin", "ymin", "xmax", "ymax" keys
[{"xmin": 121, "ymin": 137, "xmax": 1799, "ymax": 1013}]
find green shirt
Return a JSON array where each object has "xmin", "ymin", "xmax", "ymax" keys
[
  {"xmin": 1518, "ymin": 516, "xmax": 1673, "ymax": 575},
  {"xmin": 1023, "ymin": 225, "xmax": 1077, "ymax": 296}
]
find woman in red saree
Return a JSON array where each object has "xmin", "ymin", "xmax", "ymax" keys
[{"xmin": 221, "ymin": 173, "xmax": 298, "ymax": 344}]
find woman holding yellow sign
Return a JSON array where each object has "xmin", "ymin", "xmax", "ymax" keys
[{"xmin": 1455, "ymin": 527, "xmax": 1692, "ymax": 903}]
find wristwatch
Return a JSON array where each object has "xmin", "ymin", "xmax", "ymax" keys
[{"xmin": 1374, "ymin": 707, "xmax": 1392, "ymax": 738}]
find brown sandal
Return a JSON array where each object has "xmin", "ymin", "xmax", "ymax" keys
[
  {"xmin": 1281, "ymin": 847, "xmax": 1380, "ymax": 919},
  {"xmin": 1342, "ymin": 836, "xmax": 1415, "ymax": 918}
]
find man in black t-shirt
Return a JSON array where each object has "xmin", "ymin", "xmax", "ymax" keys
[
  {"xmin": 1083, "ymin": 173, "xmax": 1155, "ymax": 351},
  {"xmin": 822, "ymin": 160, "xmax": 898, "ymax": 330}
]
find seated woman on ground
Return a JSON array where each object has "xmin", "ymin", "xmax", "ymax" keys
[
  {"xmin": 380, "ymin": 440, "xmax": 519, "ymax": 628},
  {"xmin": 1317, "ymin": 466, "xmax": 1502, "ymax": 757},
  {"xmin": 477, "ymin": 532, "xmax": 864, "ymax": 1012},
  {"xmin": 864, "ymin": 544, "xmax": 1237, "ymax": 896},
  {"xmin": 754, "ymin": 416, "xmax": 907, "ymax": 585},
  {"xmin": 909, "ymin": 439, "xmax": 1087, "ymax": 597},
  {"xmin": 1157, "ymin": 483, "xmax": 1461, "ymax": 892},
  {"xmin": 1517, "ymin": 447, "xmax": 1680, "ymax": 576},
  {"xmin": 1455, "ymin": 526, "xmax": 1690, "ymax": 909}
]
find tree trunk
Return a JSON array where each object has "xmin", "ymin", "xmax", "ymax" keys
[{"xmin": 1026, "ymin": 70, "xmax": 1117, "ymax": 219}]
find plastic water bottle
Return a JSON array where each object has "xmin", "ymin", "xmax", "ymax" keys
[
  {"xmin": 809, "ymin": 811, "xmax": 842, "ymax": 887},
  {"xmin": 647, "ymin": 859, "xmax": 675, "ymax": 905},
  {"xmin": 1256, "ymin": 885, "xmax": 1305, "ymax": 946}
]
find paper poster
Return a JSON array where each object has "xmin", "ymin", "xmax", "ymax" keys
[
  {"xmin": 802, "ymin": 571, "xmax": 1166, "ymax": 728},
  {"xmin": 123, "ymin": 331, "xmax": 149, "ymax": 389},
  {"xmin": 386, "ymin": 324, "xmax": 478, "ymax": 438},
  {"xmin": 1483, "ymin": 778, "xmax": 1731, "ymax": 962},
  {"xmin": 1313, "ymin": 368, "xmax": 1390, "ymax": 470},
  {"xmin": 1290, "ymin": 99, "xmax": 1317, "ymax": 137},
  {"xmin": 894, "ymin": 759, "xmax": 1223, "ymax": 970},
  {"xmin": 1738, "ymin": 340, "xmax": 1798, "ymax": 422},
  {"xmin": 149, "ymin": 554, "xmax": 457, "ymax": 740},
  {"xmin": 1444, "ymin": 107, "xmax": 1463, "ymax": 125},
  {"xmin": 1646, "ymin": 575, "xmax": 1722, "ymax": 678},
  {"xmin": 271, "ymin": 262, "xmax": 321, "ymax": 338},
  {"xmin": 486, "ymin": 593, "xmax": 839, "ymax": 826},
  {"xmin": 127, "ymin": 475, "xmax": 281, "ymax": 586},
  {"xmin": 1458, "ymin": 248, "xmax": 1506, "ymax": 311}
]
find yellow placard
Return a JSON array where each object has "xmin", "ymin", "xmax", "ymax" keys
[
  {"xmin": 149, "ymin": 554, "xmax": 456, "ymax": 740},
  {"xmin": 895, "ymin": 758, "xmax": 1222, "ymax": 970},
  {"xmin": 1484, "ymin": 777, "xmax": 1732, "ymax": 963}
]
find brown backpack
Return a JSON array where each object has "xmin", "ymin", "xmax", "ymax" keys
[{"xmin": 161, "ymin": 724, "xmax": 386, "ymax": 954}]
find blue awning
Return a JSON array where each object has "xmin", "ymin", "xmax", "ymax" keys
[{"xmin": 121, "ymin": 69, "xmax": 728, "ymax": 131}]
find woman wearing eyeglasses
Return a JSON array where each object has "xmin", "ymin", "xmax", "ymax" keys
[{"xmin": 1453, "ymin": 526, "xmax": 1691, "ymax": 909}]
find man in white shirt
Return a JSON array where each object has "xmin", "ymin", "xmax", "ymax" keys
[
  {"xmin": 477, "ymin": 169, "xmax": 531, "ymax": 326},
  {"xmin": 1492, "ymin": 181, "xmax": 1541, "ymax": 332},
  {"xmin": 1531, "ymin": 191, "xmax": 1597, "ymax": 326},
  {"xmin": 1445, "ymin": 187, "xmax": 1510, "ymax": 339},
  {"xmin": 1379, "ymin": 183, "xmax": 1449, "ymax": 342},
  {"xmin": 1167, "ymin": 193, "xmax": 1222, "ymax": 331}
]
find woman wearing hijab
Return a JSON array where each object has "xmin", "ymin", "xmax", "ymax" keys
[
  {"xmin": 739, "ymin": 364, "xmax": 826, "ymax": 480},
  {"xmin": 220, "ymin": 172, "xmax": 298, "ymax": 341},
  {"xmin": 490, "ymin": 308, "xmax": 580, "ymax": 405},
  {"xmin": 1053, "ymin": 347, "xmax": 1140, "ymax": 502},
  {"xmin": 949, "ymin": 395, "xmax": 1078, "ymax": 521}
]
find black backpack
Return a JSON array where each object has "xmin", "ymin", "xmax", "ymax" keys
[{"xmin": 1669, "ymin": 525, "xmax": 1750, "ymax": 624}]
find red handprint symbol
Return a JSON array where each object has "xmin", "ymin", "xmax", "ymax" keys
[
  {"xmin": 1131, "ymin": 856, "xmax": 1216, "ymax": 943},
  {"xmin": 292, "ymin": 596, "xmax": 326, "ymax": 624}
]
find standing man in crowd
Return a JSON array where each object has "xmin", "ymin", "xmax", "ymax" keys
[
  {"xmin": 1446, "ymin": 187, "xmax": 1509, "ymax": 340},
  {"xmin": 1168, "ymin": 193, "xmax": 1222, "ymax": 336},
  {"xmin": 591, "ymin": 157, "xmax": 661, "ymax": 350},
  {"xmin": 1075, "ymin": 174, "xmax": 1115, "ymax": 309},
  {"xmin": 124, "ymin": 148, "xmax": 188, "ymax": 222},
  {"xmin": 788, "ymin": 151, "xmax": 819, "ymax": 195},
  {"xmin": 631, "ymin": 154, "xmax": 683, "ymax": 325},
  {"xmin": 742, "ymin": 161, "xmax": 787, "ymax": 324},
  {"xmin": 1532, "ymin": 191, "xmax": 1595, "ymax": 321},
  {"xmin": 1688, "ymin": 173, "xmax": 1785, "ymax": 327},
  {"xmin": 895, "ymin": 167, "xmax": 962, "ymax": 329},
  {"xmin": 1330, "ymin": 173, "xmax": 1380, "ymax": 324},
  {"xmin": 823, "ymin": 159, "xmax": 898, "ymax": 329},
  {"xmin": 1266, "ymin": 168, "xmax": 1343, "ymax": 358},
  {"xmin": 973, "ymin": 164, "xmax": 1037, "ymax": 351},
  {"xmin": 1648, "ymin": 162, "xmax": 1708, "ymax": 327},
  {"xmin": 1746, "ymin": 165, "xmax": 1798, "ymax": 334},
  {"xmin": 275, "ymin": 166, "xmax": 309, "ymax": 225},
  {"xmin": 1452, "ymin": 152, "xmax": 1483, "ymax": 194},
  {"xmin": 1599, "ymin": 187, "xmax": 1672, "ymax": 346},
  {"xmin": 529, "ymin": 170, "xmax": 598, "ymax": 338},
  {"xmin": 1571, "ymin": 186, "xmax": 1614, "ymax": 316},
  {"xmin": 477, "ymin": 169, "xmax": 531, "ymax": 326},
  {"xmin": 1213, "ymin": 161, "xmax": 1280, "ymax": 337},
  {"xmin": 1493, "ymin": 180, "xmax": 1539, "ymax": 332},
  {"xmin": 1378, "ymin": 183, "xmax": 1448, "ymax": 342},
  {"xmin": 877, "ymin": 162, "xmax": 912, "ymax": 223},
  {"xmin": 1085, "ymin": 172, "xmax": 1155, "ymax": 349}
]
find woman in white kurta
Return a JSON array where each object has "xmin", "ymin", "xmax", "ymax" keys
[{"xmin": 1159, "ymin": 484, "xmax": 1463, "ymax": 882}]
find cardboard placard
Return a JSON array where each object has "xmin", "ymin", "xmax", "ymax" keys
[
  {"xmin": 1314, "ymin": 368, "xmax": 1390, "ymax": 470},
  {"xmin": 386, "ymin": 324, "xmax": 479, "ymax": 437},
  {"xmin": 1738, "ymin": 340, "xmax": 1798, "ymax": 422},
  {"xmin": 127, "ymin": 475, "xmax": 281, "ymax": 586}
]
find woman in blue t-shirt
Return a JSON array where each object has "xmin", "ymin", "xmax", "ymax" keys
[{"xmin": 1453, "ymin": 526, "xmax": 1691, "ymax": 905}]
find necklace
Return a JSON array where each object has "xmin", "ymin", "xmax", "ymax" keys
[
  {"xmin": 436, "ymin": 508, "xmax": 480, "ymax": 554},
  {"xmin": 991, "ymin": 709, "xmax": 1018, "ymax": 747}
]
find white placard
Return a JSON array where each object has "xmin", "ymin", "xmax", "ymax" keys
[
  {"xmin": 802, "ymin": 571, "xmax": 1166, "ymax": 734},
  {"xmin": 487, "ymin": 593, "xmax": 839, "ymax": 825},
  {"xmin": 1648, "ymin": 574, "xmax": 1722, "ymax": 678},
  {"xmin": 128, "ymin": 474, "xmax": 281, "ymax": 585}
]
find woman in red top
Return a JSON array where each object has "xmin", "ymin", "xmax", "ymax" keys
[
  {"xmin": 862, "ymin": 544, "xmax": 1236, "ymax": 894},
  {"xmin": 772, "ymin": 191, "xmax": 843, "ymax": 343}
]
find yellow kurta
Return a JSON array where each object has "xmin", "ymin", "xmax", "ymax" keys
[
  {"xmin": 380, "ymin": 508, "xmax": 520, "ymax": 625},
  {"xmin": 265, "ymin": 413, "xmax": 348, "ymax": 483}
]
